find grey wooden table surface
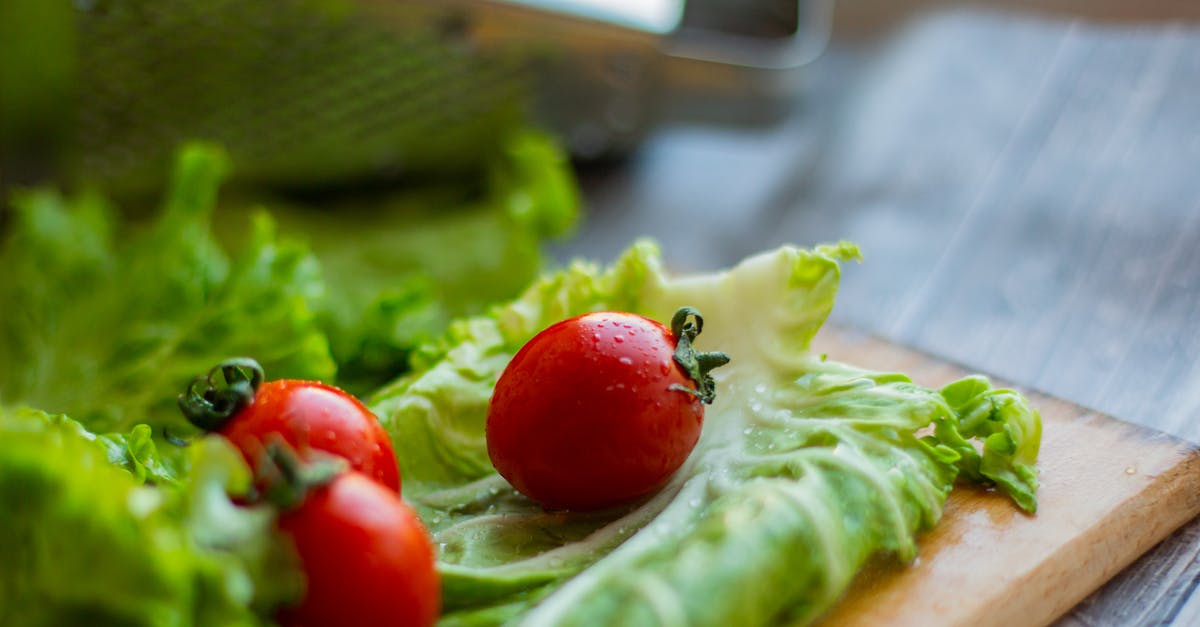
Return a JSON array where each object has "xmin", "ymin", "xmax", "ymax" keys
[{"xmin": 555, "ymin": 9, "xmax": 1200, "ymax": 626}]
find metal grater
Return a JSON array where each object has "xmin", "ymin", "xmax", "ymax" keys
[
  {"xmin": 57, "ymin": 0, "xmax": 831, "ymax": 192},
  {"xmin": 74, "ymin": 0, "xmax": 534, "ymax": 191}
]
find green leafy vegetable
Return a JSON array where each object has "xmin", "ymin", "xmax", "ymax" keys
[
  {"xmin": 0, "ymin": 144, "xmax": 335, "ymax": 435},
  {"xmin": 369, "ymin": 241, "xmax": 1041, "ymax": 625},
  {"xmin": 0, "ymin": 131, "xmax": 579, "ymax": 429},
  {"xmin": 36, "ymin": 411, "xmax": 189, "ymax": 485},
  {"xmin": 0, "ymin": 133, "xmax": 582, "ymax": 623},
  {"xmin": 253, "ymin": 130, "xmax": 580, "ymax": 394},
  {"xmin": 0, "ymin": 407, "xmax": 300, "ymax": 626}
]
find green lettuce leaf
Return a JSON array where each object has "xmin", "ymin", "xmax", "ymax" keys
[
  {"xmin": 0, "ymin": 407, "xmax": 300, "ymax": 626},
  {"xmin": 368, "ymin": 241, "xmax": 1041, "ymax": 625},
  {"xmin": 0, "ymin": 129, "xmax": 579, "ymax": 428},
  {"xmin": 251, "ymin": 130, "xmax": 580, "ymax": 394},
  {"xmin": 35, "ymin": 411, "xmax": 190, "ymax": 486},
  {"xmin": 0, "ymin": 134, "xmax": 581, "ymax": 623},
  {"xmin": 0, "ymin": 143, "xmax": 336, "ymax": 435}
]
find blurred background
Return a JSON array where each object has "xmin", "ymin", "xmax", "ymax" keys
[{"xmin": 2, "ymin": 1, "xmax": 1200, "ymax": 623}]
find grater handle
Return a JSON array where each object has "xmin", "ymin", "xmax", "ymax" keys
[{"xmin": 658, "ymin": 0, "xmax": 834, "ymax": 123}]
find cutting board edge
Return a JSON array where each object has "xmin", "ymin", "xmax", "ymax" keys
[{"xmin": 977, "ymin": 442, "xmax": 1200, "ymax": 627}]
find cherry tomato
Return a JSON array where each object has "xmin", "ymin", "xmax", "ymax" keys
[
  {"xmin": 275, "ymin": 471, "xmax": 440, "ymax": 627},
  {"xmin": 222, "ymin": 379, "xmax": 400, "ymax": 492},
  {"xmin": 486, "ymin": 308, "xmax": 729, "ymax": 510},
  {"xmin": 179, "ymin": 359, "xmax": 401, "ymax": 493}
]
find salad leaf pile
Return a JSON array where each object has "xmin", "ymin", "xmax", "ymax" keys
[
  {"xmin": 0, "ymin": 407, "xmax": 300, "ymax": 626},
  {"xmin": 0, "ymin": 137, "xmax": 577, "ymax": 624},
  {"xmin": 0, "ymin": 144, "xmax": 334, "ymax": 435},
  {"xmin": 370, "ymin": 241, "xmax": 1041, "ymax": 625},
  {"xmin": 0, "ymin": 141, "xmax": 1040, "ymax": 625},
  {"xmin": 0, "ymin": 133, "xmax": 578, "ymax": 432},
  {"xmin": 254, "ymin": 131, "xmax": 579, "ymax": 394}
]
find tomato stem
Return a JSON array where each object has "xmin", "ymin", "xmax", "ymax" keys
[
  {"xmin": 177, "ymin": 357, "xmax": 265, "ymax": 431},
  {"xmin": 258, "ymin": 438, "xmax": 346, "ymax": 510},
  {"xmin": 670, "ymin": 307, "xmax": 731, "ymax": 404}
]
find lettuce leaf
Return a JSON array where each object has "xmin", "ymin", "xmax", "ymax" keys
[
  {"xmin": 36, "ymin": 412, "xmax": 190, "ymax": 486},
  {"xmin": 0, "ymin": 134, "xmax": 581, "ymax": 623},
  {"xmin": 258, "ymin": 130, "xmax": 580, "ymax": 394},
  {"xmin": 0, "ymin": 407, "xmax": 300, "ymax": 626},
  {"xmin": 0, "ymin": 144, "xmax": 335, "ymax": 436},
  {"xmin": 0, "ymin": 129, "xmax": 579, "ymax": 429},
  {"xmin": 369, "ymin": 241, "xmax": 1041, "ymax": 625}
]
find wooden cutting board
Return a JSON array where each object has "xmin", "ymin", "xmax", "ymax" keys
[{"xmin": 811, "ymin": 326, "xmax": 1200, "ymax": 627}]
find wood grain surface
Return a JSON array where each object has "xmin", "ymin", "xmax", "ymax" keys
[{"xmin": 812, "ymin": 326, "xmax": 1200, "ymax": 626}]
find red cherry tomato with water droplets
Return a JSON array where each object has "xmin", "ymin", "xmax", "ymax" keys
[
  {"xmin": 222, "ymin": 380, "xmax": 401, "ymax": 493},
  {"xmin": 179, "ymin": 360, "xmax": 400, "ymax": 493},
  {"xmin": 486, "ymin": 308, "xmax": 728, "ymax": 510},
  {"xmin": 275, "ymin": 471, "xmax": 440, "ymax": 627}
]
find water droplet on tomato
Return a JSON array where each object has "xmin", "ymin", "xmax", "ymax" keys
[
  {"xmin": 614, "ymin": 335, "xmax": 624, "ymax": 343},
  {"xmin": 660, "ymin": 362, "xmax": 671, "ymax": 375},
  {"xmin": 619, "ymin": 356, "xmax": 633, "ymax": 366}
]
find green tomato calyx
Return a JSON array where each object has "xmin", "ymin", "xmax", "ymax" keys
[
  {"xmin": 669, "ymin": 307, "xmax": 730, "ymax": 405},
  {"xmin": 178, "ymin": 357, "xmax": 265, "ymax": 431},
  {"xmin": 257, "ymin": 438, "xmax": 346, "ymax": 510}
]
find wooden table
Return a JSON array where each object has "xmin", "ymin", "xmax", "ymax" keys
[{"xmin": 555, "ymin": 7, "xmax": 1200, "ymax": 625}]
